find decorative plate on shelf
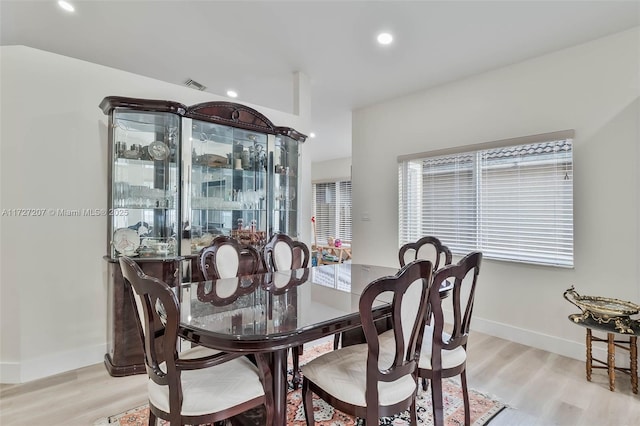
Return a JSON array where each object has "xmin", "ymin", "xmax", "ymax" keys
[
  {"xmin": 148, "ymin": 141, "xmax": 170, "ymax": 160},
  {"xmin": 113, "ymin": 228, "xmax": 140, "ymax": 254}
]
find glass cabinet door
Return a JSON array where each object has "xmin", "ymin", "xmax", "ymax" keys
[
  {"xmin": 109, "ymin": 110, "xmax": 180, "ymax": 258},
  {"xmin": 185, "ymin": 119, "xmax": 268, "ymax": 253},
  {"xmin": 271, "ymin": 134, "xmax": 299, "ymax": 238}
]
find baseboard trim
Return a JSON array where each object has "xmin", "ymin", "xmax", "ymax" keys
[
  {"xmin": 1, "ymin": 343, "xmax": 106, "ymax": 384},
  {"xmin": 0, "ymin": 361, "xmax": 21, "ymax": 384},
  {"xmin": 471, "ymin": 316, "xmax": 632, "ymax": 369}
]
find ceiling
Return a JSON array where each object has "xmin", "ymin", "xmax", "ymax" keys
[{"xmin": 2, "ymin": 1, "xmax": 638, "ymax": 162}]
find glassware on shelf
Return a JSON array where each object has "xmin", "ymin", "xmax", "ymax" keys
[
  {"xmin": 237, "ymin": 190, "xmax": 244, "ymax": 208},
  {"xmin": 256, "ymin": 189, "xmax": 266, "ymax": 210},
  {"xmin": 114, "ymin": 182, "xmax": 130, "ymax": 207},
  {"xmin": 287, "ymin": 187, "xmax": 296, "ymax": 202},
  {"xmin": 241, "ymin": 149, "xmax": 251, "ymax": 169},
  {"xmin": 123, "ymin": 144, "xmax": 141, "ymax": 159}
]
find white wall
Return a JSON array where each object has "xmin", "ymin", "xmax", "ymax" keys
[
  {"xmin": 0, "ymin": 46, "xmax": 310, "ymax": 383},
  {"xmin": 352, "ymin": 28, "xmax": 640, "ymax": 363},
  {"xmin": 312, "ymin": 157, "xmax": 351, "ymax": 183}
]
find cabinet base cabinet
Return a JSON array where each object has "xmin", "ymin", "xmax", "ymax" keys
[{"xmin": 104, "ymin": 257, "xmax": 181, "ymax": 377}]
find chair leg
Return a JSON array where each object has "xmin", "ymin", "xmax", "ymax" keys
[
  {"xmin": 461, "ymin": 370, "xmax": 471, "ymax": 426},
  {"xmin": 333, "ymin": 333, "xmax": 340, "ymax": 350},
  {"xmin": 302, "ymin": 379, "xmax": 315, "ymax": 425},
  {"xmin": 292, "ymin": 345, "xmax": 302, "ymax": 389},
  {"xmin": 148, "ymin": 410, "xmax": 157, "ymax": 426},
  {"xmin": 431, "ymin": 374, "xmax": 445, "ymax": 426},
  {"xmin": 256, "ymin": 353, "xmax": 274, "ymax": 426},
  {"xmin": 410, "ymin": 398, "xmax": 418, "ymax": 425},
  {"xmin": 421, "ymin": 376, "xmax": 429, "ymax": 391},
  {"xmin": 365, "ymin": 405, "xmax": 378, "ymax": 425}
]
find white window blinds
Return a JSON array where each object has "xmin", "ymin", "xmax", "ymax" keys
[
  {"xmin": 399, "ymin": 131, "xmax": 573, "ymax": 267},
  {"xmin": 313, "ymin": 181, "xmax": 352, "ymax": 244}
]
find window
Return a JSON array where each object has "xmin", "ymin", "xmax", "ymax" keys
[
  {"xmin": 311, "ymin": 263, "xmax": 352, "ymax": 292},
  {"xmin": 398, "ymin": 130, "xmax": 574, "ymax": 267},
  {"xmin": 313, "ymin": 180, "xmax": 352, "ymax": 244}
]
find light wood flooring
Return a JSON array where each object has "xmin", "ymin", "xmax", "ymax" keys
[{"xmin": 1, "ymin": 331, "xmax": 639, "ymax": 425}]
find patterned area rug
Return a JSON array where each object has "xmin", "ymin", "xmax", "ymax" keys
[{"xmin": 96, "ymin": 342, "xmax": 505, "ymax": 426}]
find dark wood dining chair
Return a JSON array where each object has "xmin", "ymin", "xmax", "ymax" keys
[
  {"xmin": 416, "ymin": 251, "xmax": 483, "ymax": 426},
  {"xmin": 334, "ymin": 237, "xmax": 451, "ymax": 352},
  {"xmin": 326, "ymin": 236, "xmax": 453, "ymax": 353},
  {"xmin": 199, "ymin": 235, "xmax": 261, "ymax": 280},
  {"xmin": 262, "ymin": 232, "xmax": 310, "ymax": 389},
  {"xmin": 301, "ymin": 259, "xmax": 433, "ymax": 424},
  {"xmin": 119, "ymin": 256, "xmax": 274, "ymax": 426},
  {"xmin": 399, "ymin": 235, "xmax": 453, "ymax": 269}
]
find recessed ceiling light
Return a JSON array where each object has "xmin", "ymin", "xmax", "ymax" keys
[
  {"xmin": 377, "ymin": 32, "xmax": 393, "ymax": 45},
  {"xmin": 226, "ymin": 90, "xmax": 238, "ymax": 98},
  {"xmin": 309, "ymin": 132, "xmax": 316, "ymax": 138},
  {"xmin": 58, "ymin": 1, "xmax": 75, "ymax": 12}
]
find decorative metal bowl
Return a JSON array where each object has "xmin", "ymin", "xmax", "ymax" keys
[{"xmin": 564, "ymin": 286, "xmax": 640, "ymax": 318}]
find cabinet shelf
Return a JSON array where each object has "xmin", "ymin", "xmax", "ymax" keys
[
  {"xmin": 115, "ymin": 157, "xmax": 178, "ymax": 166},
  {"xmin": 193, "ymin": 165, "xmax": 267, "ymax": 176},
  {"xmin": 192, "ymin": 208, "xmax": 266, "ymax": 213},
  {"xmin": 119, "ymin": 206, "xmax": 175, "ymax": 210}
]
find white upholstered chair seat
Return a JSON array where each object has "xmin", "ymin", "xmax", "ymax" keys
[
  {"xmin": 379, "ymin": 327, "xmax": 467, "ymax": 371},
  {"xmin": 149, "ymin": 347, "xmax": 265, "ymax": 417},
  {"xmin": 300, "ymin": 342, "xmax": 417, "ymax": 408}
]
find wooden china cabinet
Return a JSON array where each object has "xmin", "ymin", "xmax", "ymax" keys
[{"xmin": 100, "ymin": 96, "xmax": 306, "ymax": 376}]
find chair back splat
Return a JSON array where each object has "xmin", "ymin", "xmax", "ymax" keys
[
  {"xmin": 301, "ymin": 259, "xmax": 434, "ymax": 424},
  {"xmin": 199, "ymin": 235, "xmax": 261, "ymax": 280},
  {"xmin": 119, "ymin": 256, "xmax": 273, "ymax": 426},
  {"xmin": 399, "ymin": 235, "xmax": 452, "ymax": 270},
  {"xmin": 263, "ymin": 233, "xmax": 309, "ymax": 272}
]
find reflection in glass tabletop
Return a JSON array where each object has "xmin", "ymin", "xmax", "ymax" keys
[{"xmin": 178, "ymin": 263, "xmax": 400, "ymax": 343}]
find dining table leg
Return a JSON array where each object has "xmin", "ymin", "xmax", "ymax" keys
[{"xmin": 271, "ymin": 348, "xmax": 288, "ymax": 426}]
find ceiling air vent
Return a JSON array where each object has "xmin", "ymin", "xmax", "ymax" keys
[{"xmin": 184, "ymin": 79, "xmax": 207, "ymax": 91}]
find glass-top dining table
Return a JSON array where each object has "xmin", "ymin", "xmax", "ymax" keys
[{"xmin": 177, "ymin": 262, "xmax": 401, "ymax": 425}]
